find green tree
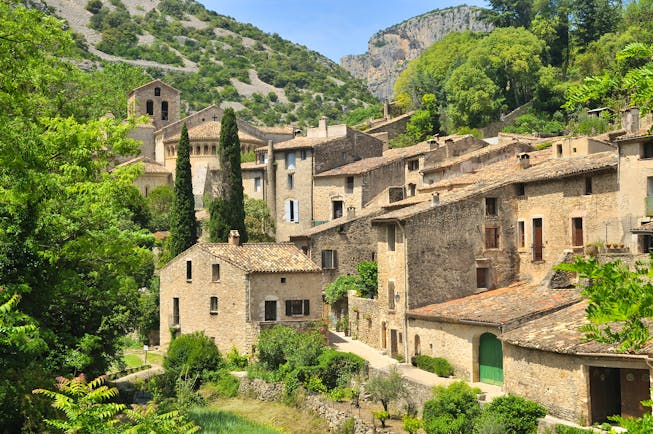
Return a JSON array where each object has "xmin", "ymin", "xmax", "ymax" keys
[
  {"xmin": 209, "ymin": 108, "xmax": 248, "ymax": 243},
  {"xmin": 169, "ymin": 123, "xmax": 197, "ymax": 257},
  {"xmin": 325, "ymin": 275, "xmax": 360, "ymax": 304},
  {"xmin": 422, "ymin": 381, "xmax": 480, "ymax": 434},
  {"xmin": 572, "ymin": 0, "xmax": 622, "ymax": 50},
  {"xmin": 557, "ymin": 256, "xmax": 653, "ymax": 352},
  {"xmin": 147, "ymin": 185, "xmax": 174, "ymax": 231},
  {"xmin": 356, "ymin": 261, "xmax": 378, "ymax": 299},
  {"xmin": 364, "ymin": 366, "xmax": 406, "ymax": 413},
  {"xmin": 444, "ymin": 66, "xmax": 504, "ymax": 130},
  {"xmin": 244, "ymin": 196, "xmax": 274, "ymax": 242},
  {"xmin": 481, "ymin": 0, "xmax": 534, "ymax": 27},
  {"xmin": 406, "ymin": 93, "xmax": 440, "ymax": 141}
]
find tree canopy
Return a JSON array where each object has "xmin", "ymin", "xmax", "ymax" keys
[{"xmin": 169, "ymin": 123, "xmax": 197, "ymax": 257}]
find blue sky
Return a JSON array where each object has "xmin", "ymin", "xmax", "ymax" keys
[{"xmin": 198, "ymin": 1, "xmax": 489, "ymax": 62}]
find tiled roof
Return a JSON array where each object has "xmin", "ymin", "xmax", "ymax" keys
[
  {"xmin": 315, "ymin": 142, "xmax": 432, "ymax": 177},
  {"xmin": 290, "ymin": 205, "xmax": 387, "ymax": 238},
  {"xmin": 502, "ymin": 301, "xmax": 653, "ymax": 356},
  {"xmin": 259, "ymin": 135, "xmax": 341, "ymax": 151},
  {"xmin": 164, "ymin": 121, "xmax": 264, "ymax": 144},
  {"xmin": 199, "ymin": 243, "xmax": 321, "ymax": 273},
  {"xmin": 408, "ymin": 282, "xmax": 581, "ymax": 327},
  {"xmin": 631, "ymin": 221, "xmax": 653, "ymax": 233},
  {"xmin": 374, "ymin": 150, "xmax": 617, "ymax": 223},
  {"xmin": 256, "ymin": 126, "xmax": 296, "ymax": 135},
  {"xmin": 129, "ymin": 79, "xmax": 178, "ymax": 95},
  {"xmin": 114, "ymin": 157, "xmax": 171, "ymax": 174},
  {"xmin": 241, "ymin": 161, "xmax": 266, "ymax": 171},
  {"xmin": 421, "ymin": 141, "xmax": 533, "ymax": 174}
]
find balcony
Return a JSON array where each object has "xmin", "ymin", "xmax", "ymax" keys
[{"xmin": 646, "ymin": 196, "xmax": 653, "ymax": 217}]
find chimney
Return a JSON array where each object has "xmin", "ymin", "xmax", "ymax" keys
[
  {"xmin": 319, "ymin": 116, "xmax": 328, "ymax": 137},
  {"xmin": 431, "ymin": 192, "xmax": 440, "ymax": 207},
  {"xmin": 228, "ymin": 230, "xmax": 240, "ymax": 246},
  {"xmin": 427, "ymin": 137, "xmax": 439, "ymax": 150},
  {"xmin": 517, "ymin": 152, "xmax": 530, "ymax": 169},
  {"xmin": 293, "ymin": 127, "xmax": 302, "ymax": 138},
  {"xmin": 622, "ymin": 107, "xmax": 640, "ymax": 135},
  {"xmin": 383, "ymin": 99, "xmax": 389, "ymax": 119},
  {"xmin": 347, "ymin": 206, "xmax": 356, "ymax": 219}
]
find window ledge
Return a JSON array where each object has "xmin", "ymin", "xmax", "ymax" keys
[
  {"xmin": 186, "ymin": 279, "xmax": 192, "ymax": 283},
  {"xmin": 531, "ymin": 260, "xmax": 546, "ymax": 264},
  {"xmin": 210, "ymin": 311, "xmax": 218, "ymax": 315}
]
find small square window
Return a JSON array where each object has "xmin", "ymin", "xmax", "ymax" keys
[
  {"xmin": 321, "ymin": 250, "xmax": 337, "ymax": 269},
  {"xmin": 280, "ymin": 277, "xmax": 286, "ymax": 283},
  {"xmin": 476, "ymin": 267, "xmax": 488, "ymax": 289},
  {"xmin": 255, "ymin": 177, "xmax": 261, "ymax": 192},
  {"xmin": 516, "ymin": 183, "xmax": 525, "ymax": 197},
  {"xmin": 186, "ymin": 260, "xmax": 192, "ymax": 281},
  {"xmin": 212, "ymin": 264, "xmax": 220, "ymax": 281},
  {"xmin": 643, "ymin": 142, "xmax": 653, "ymax": 159},
  {"xmin": 345, "ymin": 176, "xmax": 354, "ymax": 194},
  {"xmin": 300, "ymin": 150, "xmax": 307, "ymax": 160},
  {"xmin": 407, "ymin": 160, "xmax": 419, "ymax": 171}
]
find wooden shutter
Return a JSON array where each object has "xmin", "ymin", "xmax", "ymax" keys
[
  {"xmin": 285, "ymin": 300, "xmax": 292, "ymax": 316},
  {"xmin": 333, "ymin": 250, "xmax": 338, "ymax": 269},
  {"xmin": 293, "ymin": 200, "xmax": 299, "ymax": 223},
  {"xmin": 303, "ymin": 300, "xmax": 310, "ymax": 316},
  {"xmin": 284, "ymin": 200, "xmax": 290, "ymax": 222}
]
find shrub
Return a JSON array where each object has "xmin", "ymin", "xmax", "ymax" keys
[
  {"xmin": 554, "ymin": 426, "xmax": 595, "ymax": 434},
  {"xmin": 327, "ymin": 386, "xmax": 353, "ymax": 402},
  {"xmin": 225, "ymin": 346, "xmax": 248, "ymax": 370},
  {"xmin": 306, "ymin": 376, "xmax": 327, "ymax": 393},
  {"xmin": 415, "ymin": 355, "xmax": 454, "ymax": 377},
  {"xmin": 205, "ymin": 370, "xmax": 240, "ymax": 398},
  {"xmin": 403, "ymin": 414, "xmax": 422, "ymax": 434},
  {"xmin": 163, "ymin": 332, "xmax": 222, "ymax": 391},
  {"xmin": 422, "ymin": 381, "xmax": 480, "ymax": 434},
  {"xmin": 85, "ymin": 0, "xmax": 103, "ymax": 14},
  {"xmin": 337, "ymin": 417, "xmax": 356, "ymax": 434},
  {"xmin": 373, "ymin": 410, "xmax": 390, "ymax": 428},
  {"xmin": 256, "ymin": 325, "xmax": 298, "ymax": 370},
  {"xmin": 474, "ymin": 412, "xmax": 506, "ymax": 434},
  {"xmin": 365, "ymin": 366, "xmax": 406, "ymax": 412},
  {"xmin": 484, "ymin": 394, "xmax": 546, "ymax": 434},
  {"xmin": 317, "ymin": 349, "xmax": 365, "ymax": 389},
  {"xmin": 325, "ymin": 275, "xmax": 359, "ymax": 304},
  {"xmin": 356, "ymin": 261, "xmax": 378, "ymax": 298}
]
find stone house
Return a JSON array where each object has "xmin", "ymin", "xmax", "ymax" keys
[
  {"xmin": 159, "ymin": 232, "xmax": 322, "ymax": 355},
  {"xmin": 241, "ymin": 161, "xmax": 266, "ymax": 202},
  {"xmin": 360, "ymin": 149, "xmax": 618, "ymax": 362},
  {"xmin": 502, "ymin": 301, "xmax": 653, "ymax": 425},
  {"xmin": 255, "ymin": 117, "xmax": 385, "ymax": 241},
  {"xmin": 406, "ymin": 282, "xmax": 580, "ymax": 383},
  {"xmin": 113, "ymin": 156, "xmax": 172, "ymax": 197}
]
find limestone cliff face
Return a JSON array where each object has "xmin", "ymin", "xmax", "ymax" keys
[{"xmin": 341, "ymin": 6, "xmax": 492, "ymax": 100}]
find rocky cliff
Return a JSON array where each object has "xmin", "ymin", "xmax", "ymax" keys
[{"xmin": 341, "ymin": 6, "xmax": 492, "ymax": 100}]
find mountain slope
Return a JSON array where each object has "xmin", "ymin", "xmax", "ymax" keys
[
  {"xmin": 43, "ymin": 0, "xmax": 377, "ymax": 126},
  {"xmin": 341, "ymin": 6, "xmax": 492, "ymax": 100}
]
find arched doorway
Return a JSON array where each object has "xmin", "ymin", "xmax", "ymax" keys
[
  {"xmin": 479, "ymin": 333, "xmax": 503, "ymax": 385},
  {"xmin": 414, "ymin": 335, "xmax": 421, "ymax": 356}
]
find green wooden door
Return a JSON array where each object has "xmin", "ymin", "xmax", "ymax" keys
[{"xmin": 479, "ymin": 333, "xmax": 503, "ymax": 385}]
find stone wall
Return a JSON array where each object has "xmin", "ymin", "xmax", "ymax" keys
[
  {"xmin": 274, "ymin": 148, "xmax": 314, "ymax": 241},
  {"xmin": 349, "ymin": 295, "xmax": 381, "ymax": 348},
  {"xmin": 128, "ymin": 81, "xmax": 181, "ymax": 132},
  {"xmin": 314, "ymin": 130, "xmax": 384, "ymax": 174},
  {"xmin": 365, "ymin": 113, "xmax": 412, "ymax": 141},
  {"xmin": 313, "ymin": 175, "xmax": 364, "ymax": 223},
  {"xmin": 361, "ymin": 160, "xmax": 405, "ymax": 206}
]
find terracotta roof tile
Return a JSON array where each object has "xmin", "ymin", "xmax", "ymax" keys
[
  {"xmin": 502, "ymin": 301, "xmax": 653, "ymax": 355},
  {"xmin": 199, "ymin": 243, "xmax": 321, "ymax": 273},
  {"xmin": 114, "ymin": 157, "xmax": 171, "ymax": 174},
  {"xmin": 408, "ymin": 282, "xmax": 581, "ymax": 327},
  {"xmin": 421, "ymin": 141, "xmax": 534, "ymax": 174},
  {"xmin": 164, "ymin": 121, "xmax": 264, "ymax": 144},
  {"xmin": 374, "ymin": 150, "xmax": 617, "ymax": 222}
]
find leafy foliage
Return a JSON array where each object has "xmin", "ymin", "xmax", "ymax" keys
[
  {"xmin": 415, "ymin": 355, "xmax": 454, "ymax": 377},
  {"xmin": 325, "ymin": 275, "xmax": 360, "ymax": 304},
  {"xmin": 483, "ymin": 394, "xmax": 546, "ymax": 434},
  {"xmin": 364, "ymin": 366, "xmax": 406, "ymax": 412},
  {"xmin": 209, "ymin": 108, "xmax": 248, "ymax": 243},
  {"xmin": 147, "ymin": 185, "xmax": 174, "ymax": 231},
  {"xmin": 315, "ymin": 349, "xmax": 365, "ymax": 390},
  {"xmin": 244, "ymin": 196, "xmax": 275, "ymax": 242},
  {"xmin": 422, "ymin": 381, "xmax": 480, "ymax": 434},
  {"xmin": 163, "ymin": 332, "xmax": 222, "ymax": 389},
  {"xmin": 556, "ymin": 256, "xmax": 653, "ymax": 352}
]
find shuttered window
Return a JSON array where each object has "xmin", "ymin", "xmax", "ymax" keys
[
  {"xmin": 485, "ymin": 227, "xmax": 499, "ymax": 249},
  {"xmin": 321, "ymin": 250, "xmax": 337, "ymax": 269},
  {"xmin": 285, "ymin": 299, "xmax": 310, "ymax": 316},
  {"xmin": 285, "ymin": 200, "xmax": 299, "ymax": 223}
]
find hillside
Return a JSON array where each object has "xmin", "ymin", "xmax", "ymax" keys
[
  {"xmin": 340, "ymin": 6, "xmax": 492, "ymax": 100},
  {"xmin": 42, "ymin": 0, "xmax": 377, "ymax": 126}
]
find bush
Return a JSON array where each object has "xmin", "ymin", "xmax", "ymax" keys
[
  {"xmin": 225, "ymin": 346, "xmax": 248, "ymax": 370},
  {"xmin": 484, "ymin": 394, "xmax": 546, "ymax": 434},
  {"xmin": 403, "ymin": 414, "xmax": 422, "ymax": 434},
  {"xmin": 85, "ymin": 0, "xmax": 103, "ymax": 14},
  {"xmin": 423, "ymin": 381, "xmax": 480, "ymax": 434},
  {"xmin": 415, "ymin": 355, "xmax": 454, "ymax": 377},
  {"xmin": 256, "ymin": 325, "xmax": 298, "ymax": 370},
  {"xmin": 554, "ymin": 426, "xmax": 595, "ymax": 434},
  {"xmin": 316, "ymin": 349, "xmax": 365, "ymax": 389},
  {"xmin": 204, "ymin": 370, "xmax": 240, "ymax": 398},
  {"xmin": 163, "ymin": 332, "xmax": 222, "ymax": 391},
  {"xmin": 356, "ymin": 261, "xmax": 378, "ymax": 298}
]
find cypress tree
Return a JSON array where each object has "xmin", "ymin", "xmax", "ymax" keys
[
  {"xmin": 209, "ymin": 108, "xmax": 248, "ymax": 243},
  {"xmin": 169, "ymin": 123, "xmax": 197, "ymax": 256}
]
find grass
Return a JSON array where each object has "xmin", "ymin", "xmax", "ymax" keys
[
  {"xmin": 204, "ymin": 397, "xmax": 330, "ymax": 434},
  {"xmin": 189, "ymin": 407, "xmax": 281, "ymax": 434}
]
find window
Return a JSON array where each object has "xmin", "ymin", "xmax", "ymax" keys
[
  {"xmin": 161, "ymin": 101, "xmax": 169, "ymax": 121},
  {"xmin": 146, "ymin": 100, "xmax": 154, "ymax": 116},
  {"xmin": 321, "ymin": 250, "xmax": 337, "ymax": 269},
  {"xmin": 186, "ymin": 260, "xmax": 192, "ymax": 281},
  {"xmin": 342, "ymin": 152, "xmax": 347, "ymax": 161},
  {"xmin": 345, "ymin": 176, "xmax": 354, "ymax": 194},
  {"xmin": 287, "ymin": 174, "xmax": 294, "ymax": 190},
  {"xmin": 254, "ymin": 177, "xmax": 261, "ymax": 192},
  {"xmin": 211, "ymin": 145, "xmax": 216, "ymax": 154},
  {"xmin": 172, "ymin": 297, "xmax": 179, "ymax": 325},
  {"xmin": 286, "ymin": 152, "xmax": 296, "ymax": 170},
  {"xmin": 556, "ymin": 144, "xmax": 562, "ymax": 157},
  {"xmin": 407, "ymin": 159, "xmax": 419, "ymax": 171},
  {"xmin": 648, "ymin": 176, "xmax": 653, "ymax": 196},
  {"xmin": 585, "ymin": 177, "xmax": 592, "ymax": 195},
  {"xmin": 285, "ymin": 199, "xmax": 299, "ymax": 223},
  {"xmin": 485, "ymin": 227, "xmax": 499, "ymax": 249},
  {"xmin": 572, "ymin": 217, "xmax": 584, "ymax": 246},
  {"xmin": 408, "ymin": 183, "xmax": 416, "ymax": 196},
  {"xmin": 485, "ymin": 197, "xmax": 497, "ymax": 216},
  {"xmin": 388, "ymin": 280, "xmax": 395, "ymax": 310},
  {"xmin": 285, "ymin": 299, "xmax": 310, "ymax": 316},
  {"xmin": 280, "ymin": 277, "xmax": 286, "ymax": 283},
  {"xmin": 533, "ymin": 218, "xmax": 543, "ymax": 261},
  {"xmin": 154, "ymin": 87, "xmax": 161, "ymax": 96},
  {"xmin": 518, "ymin": 221, "xmax": 525, "ymax": 248},
  {"xmin": 265, "ymin": 300, "xmax": 277, "ymax": 321},
  {"xmin": 212, "ymin": 264, "xmax": 220, "ymax": 281},
  {"xmin": 300, "ymin": 149, "xmax": 307, "ymax": 160},
  {"xmin": 332, "ymin": 200, "xmax": 343, "ymax": 219},
  {"xmin": 476, "ymin": 267, "xmax": 489, "ymax": 289},
  {"xmin": 210, "ymin": 296, "xmax": 218, "ymax": 314},
  {"xmin": 642, "ymin": 142, "xmax": 653, "ymax": 159},
  {"xmin": 516, "ymin": 183, "xmax": 525, "ymax": 197},
  {"xmin": 387, "ymin": 224, "xmax": 396, "ymax": 252}
]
